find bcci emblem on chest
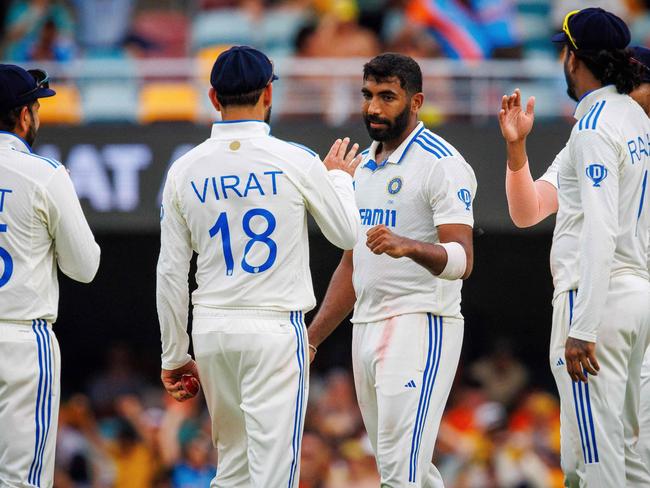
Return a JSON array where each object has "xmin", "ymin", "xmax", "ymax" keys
[
  {"xmin": 387, "ymin": 177, "xmax": 403, "ymax": 195},
  {"xmin": 586, "ymin": 163, "xmax": 608, "ymax": 187}
]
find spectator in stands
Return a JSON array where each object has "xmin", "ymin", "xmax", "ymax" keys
[
  {"xmin": 170, "ymin": 433, "xmax": 216, "ymax": 488},
  {"xmin": 71, "ymin": 0, "xmax": 145, "ymax": 56},
  {"xmin": 468, "ymin": 338, "xmax": 529, "ymax": 408},
  {"xmin": 2, "ymin": 0, "xmax": 74, "ymax": 61},
  {"xmin": 307, "ymin": 0, "xmax": 380, "ymax": 56},
  {"xmin": 299, "ymin": 431, "xmax": 333, "ymax": 488}
]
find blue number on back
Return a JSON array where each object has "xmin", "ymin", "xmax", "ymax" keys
[
  {"xmin": 0, "ymin": 224, "xmax": 13, "ymax": 288},
  {"xmin": 209, "ymin": 212, "xmax": 235, "ymax": 276},
  {"xmin": 209, "ymin": 208, "xmax": 278, "ymax": 275},
  {"xmin": 241, "ymin": 208, "xmax": 277, "ymax": 274}
]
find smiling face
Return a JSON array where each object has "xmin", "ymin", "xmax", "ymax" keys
[{"xmin": 362, "ymin": 76, "xmax": 413, "ymax": 143}]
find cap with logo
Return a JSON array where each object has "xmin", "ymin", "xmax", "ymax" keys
[
  {"xmin": 631, "ymin": 46, "xmax": 650, "ymax": 83},
  {"xmin": 210, "ymin": 46, "xmax": 278, "ymax": 96},
  {"xmin": 0, "ymin": 64, "xmax": 56, "ymax": 111},
  {"xmin": 552, "ymin": 8, "xmax": 631, "ymax": 51}
]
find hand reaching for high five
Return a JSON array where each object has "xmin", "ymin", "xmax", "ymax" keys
[
  {"xmin": 498, "ymin": 89, "xmax": 536, "ymax": 143},
  {"xmin": 323, "ymin": 137, "xmax": 363, "ymax": 177}
]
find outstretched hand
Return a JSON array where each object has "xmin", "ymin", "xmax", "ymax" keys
[
  {"xmin": 498, "ymin": 89, "xmax": 535, "ymax": 143},
  {"xmin": 323, "ymin": 137, "xmax": 363, "ymax": 176}
]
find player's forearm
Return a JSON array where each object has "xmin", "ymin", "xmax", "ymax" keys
[
  {"xmin": 404, "ymin": 239, "xmax": 473, "ymax": 279},
  {"xmin": 307, "ymin": 251, "xmax": 356, "ymax": 348},
  {"xmin": 505, "ymin": 140, "xmax": 529, "ymax": 172},
  {"xmin": 506, "ymin": 166, "xmax": 558, "ymax": 228}
]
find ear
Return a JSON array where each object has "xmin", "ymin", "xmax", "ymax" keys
[
  {"xmin": 411, "ymin": 92, "xmax": 424, "ymax": 113},
  {"xmin": 209, "ymin": 88, "xmax": 221, "ymax": 112},
  {"xmin": 566, "ymin": 49, "xmax": 578, "ymax": 73},
  {"xmin": 17, "ymin": 106, "xmax": 31, "ymax": 133},
  {"xmin": 263, "ymin": 84, "xmax": 273, "ymax": 107}
]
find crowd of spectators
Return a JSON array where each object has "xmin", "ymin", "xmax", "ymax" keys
[
  {"xmin": 53, "ymin": 343, "xmax": 564, "ymax": 487},
  {"xmin": 0, "ymin": 0, "xmax": 648, "ymax": 63}
]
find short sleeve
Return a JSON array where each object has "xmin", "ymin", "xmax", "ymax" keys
[{"xmin": 427, "ymin": 157, "xmax": 477, "ymax": 227}]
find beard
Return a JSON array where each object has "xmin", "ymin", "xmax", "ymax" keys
[
  {"xmin": 264, "ymin": 105, "xmax": 272, "ymax": 125},
  {"xmin": 564, "ymin": 56, "xmax": 578, "ymax": 102},
  {"xmin": 363, "ymin": 104, "xmax": 410, "ymax": 142},
  {"xmin": 24, "ymin": 106, "xmax": 37, "ymax": 146}
]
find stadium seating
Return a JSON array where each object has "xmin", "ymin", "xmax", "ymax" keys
[
  {"xmin": 82, "ymin": 81, "xmax": 139, "ymax": 123},
  {"xmin": 38, "ymin": 84, "xmax": 82, "ymax": 125},
  {"xmin": 139, "ymin": 82, "xmax": 199, "ymax": 123},
  {"xmin": 191, "ymin": 9, "xmax": 255, "ymax": 51}
]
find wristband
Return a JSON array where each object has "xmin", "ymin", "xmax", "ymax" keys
[{"xmin": 437, "ymin": 242, "xmax": 467, "ymax": 280}]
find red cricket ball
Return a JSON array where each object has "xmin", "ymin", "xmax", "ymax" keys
[{"xmin": 181, "ymin": 374, "xmax": 200, "ymax": 396}]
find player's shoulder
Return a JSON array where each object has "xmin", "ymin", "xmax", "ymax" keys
[
  {"xmin": 3, "ymin": 147, "xmax": 65, "ymax": 185},
  {"xmin": 268, "ymin": 136, "xmax": 320, "ymax": 161},
  {"xmin": 573, "ymin": 92, "xmax": 639, "ymax": 135},
  {"xmin": 411, "ymin": 128, "xmax": 460, "ymax": 162},
  {"xmin": 412, "ymin": 128, "xmax": 474, "ymax": 174},
  {"xmin": 166, "ymin": 139, "xmax": 213, "ymax": 178}
]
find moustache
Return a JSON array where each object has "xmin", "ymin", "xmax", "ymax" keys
[{"xmin": 365, "ymin": 115, "xmax": 391, "ymax": 125}]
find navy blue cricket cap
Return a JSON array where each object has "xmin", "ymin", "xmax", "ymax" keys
[
  {"xmin": 632, "ymin": 46, "xmax": 650, "ymax": 83},
  {"xmin": 552, "ymin": 8, "xmax": 630, "ymax": 51},
  {"xmin": 210, "ymin": 46, "xmax": 278, "ymax": 95},
  {"xmin": 0, "ymin": 64, "xmax": 56, "ymax": 111}
]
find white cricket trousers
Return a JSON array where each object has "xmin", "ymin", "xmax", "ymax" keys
[
  {"xmin": 0, "ymin": 320, "xmax": 60, "ymax": 488},
  {"xmin": 638, "ymin": 348, "xmax": 650, "ymax": 463},
  {"xmin": 549, "ymin": 275, "xmax": 650, "ymax": 488},
  {"xmin": 352, "ymin": 313, "xmax": 463, "ymax": 488},
  {"xmin": 192, "ymin": 309, "xmax": 309, "ymax": 488}
]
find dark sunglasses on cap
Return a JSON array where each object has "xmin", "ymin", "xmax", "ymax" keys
[{"xmin": 17, "ymin": 69, "xmax": 50, "ymax": 99}]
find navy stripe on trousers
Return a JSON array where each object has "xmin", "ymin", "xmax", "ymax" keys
[
  {"xmin": 567, "ymin": 290, "xmax": 599, "ymax": 464},
  {"xmin": 28, "ymin": 319, "xmax": 52, "ymax": 487},
  {"xmin": 288, "ymin": 311, "xmax": 306, "ymax": 488},
  {"xmin": 409, "ymin": 314, "xmax": 443, "ymax": 482}
]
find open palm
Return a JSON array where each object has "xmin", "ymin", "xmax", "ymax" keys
[{"xmin": 498, "ymin": 89, "xmax": 535, "ymax": 143}]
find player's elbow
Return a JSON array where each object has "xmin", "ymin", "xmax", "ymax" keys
[
  {"xmin": 509, "ymin": 209, "xmax": 538, "ymax": 228},
  {"xmin": 61, "ymin": 245, "xmax": 101, "ymax": 283}
]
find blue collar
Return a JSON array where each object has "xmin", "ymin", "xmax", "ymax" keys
[{"xmin": 363, "ymin": 122, "xmax": 424, "ymax": 171}]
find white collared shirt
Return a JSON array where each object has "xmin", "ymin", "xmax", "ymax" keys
[
  {"xmin": 351, "ymin": 122, "xmax": 477, "ymax": 323},
  {"xmin": 0, "ymin": 132, "xmax": 100, "ymax": 323},
  {"xmin": 156, "ymin": 120, "xmax": 359, "ymax": 369},
  {"xmin": 550, "ymin": 86, "xmax": 650, "ymax": 342}
]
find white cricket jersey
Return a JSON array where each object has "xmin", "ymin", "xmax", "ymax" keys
[
  {"xmin": 538, "ymin": 144, "xmax": 567, "ymax": 189},
  {"xmin": 550, "ymin": 86, "xmax": 650, "ymax": 342},
  {"xmin": 156, "ymin": 120, "xmax": 359, "ymax": 369},
  {"xmin": 0, "ymin": 133, "xmax": 100, "ymax": 323},
  {"xmin": 351, "ymin": 122, "xmax": 477, "ymax": 323}
]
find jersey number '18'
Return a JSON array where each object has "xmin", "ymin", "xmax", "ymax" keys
[{"xmin": 209, "ymin": 208, "xmax": 277, "ymax": 276}]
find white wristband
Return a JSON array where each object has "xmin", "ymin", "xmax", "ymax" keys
[{"xmin": 436, "ymin": 242, "xmax": 467, "ymax": 280}]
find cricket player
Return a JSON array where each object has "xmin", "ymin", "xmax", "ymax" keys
[
  {"xmin": 631, "ymin": 46, "xmax": 650, "ymax": 466},
  {"xmin": 0, "ymin": 65, "xmax": 100, "ymax": 487},
  {"xmin": 498, "ymin": 9, "xmax": 650, "ymax": 486},
  {"xmin": 156, "ymin": 46, "xmax": 360, "ymax": 488},
  {"xmin": 307, "ymin": 53, "xmax": 477, "ymax": 487}
]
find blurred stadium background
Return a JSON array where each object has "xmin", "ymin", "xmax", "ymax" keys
[{"xmin": 2, "ymin": 0, "xmax": 649, "ymax": 486}]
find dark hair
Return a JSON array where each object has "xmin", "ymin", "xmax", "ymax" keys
[
  {"xmin": 0, "ymin": 101, "xmax": 34, "ymax": 132},
  {"xmin": 216, "ymin": 88, "xmax": 265, "ymax": 108},
  {"xmin": 574, "ymin": 47, "xmax": 643, "ymax": 94},
  {"xmin": 363, "ymin": 53, "xmax": 423, "ymax": 95}
]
